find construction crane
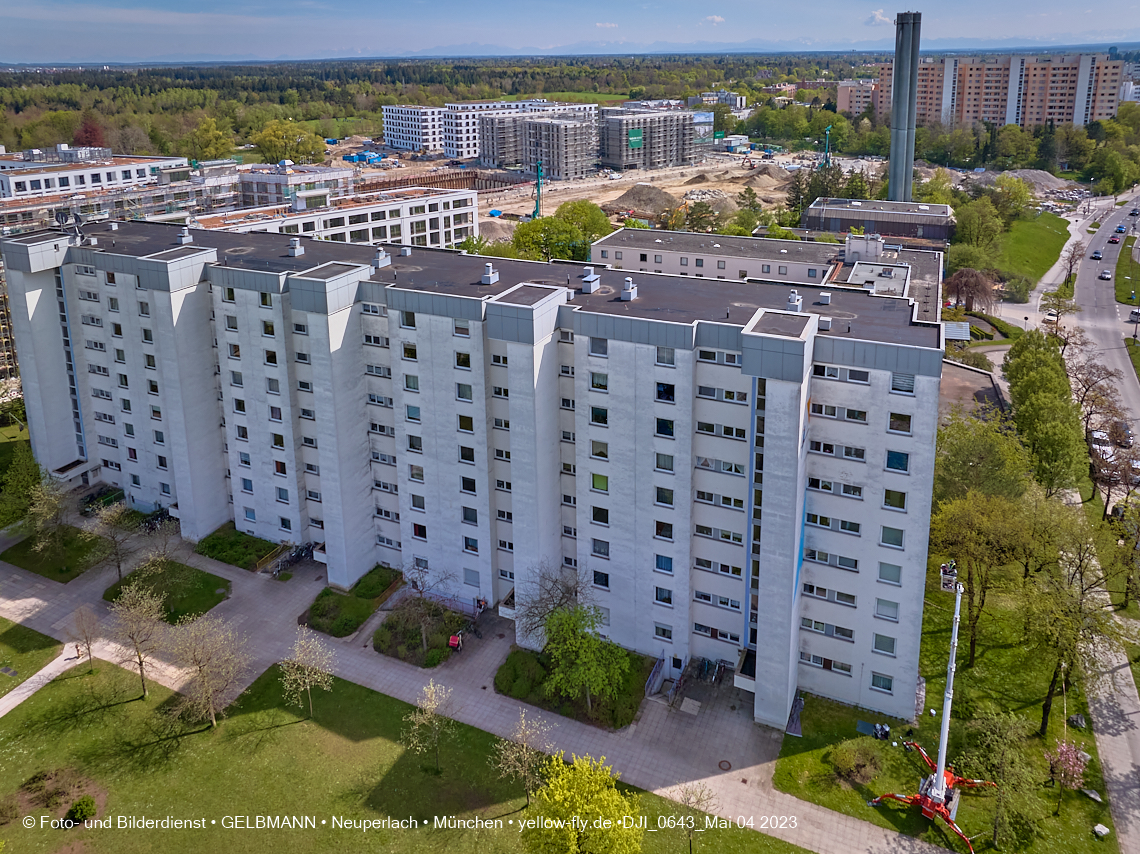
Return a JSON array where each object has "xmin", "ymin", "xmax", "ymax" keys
[
  {"xmin": 823, "ymin": 125, "xmax": 833, "ymax": 167},
  {"xmin": 532, "ymin": 160, "xmax": 543, "ymax": 220},
  {"xmin": 870, "ymin": 561, "xmax": 996, "ymax": 854}
]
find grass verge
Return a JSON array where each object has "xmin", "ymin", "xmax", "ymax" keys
[
  {"xmin": 0, "ymin": 664, "xmax": 808, "ymax": 854},
  {"xmin": 493, "ymin": 647, "xmax": 655, "ymax": 730},
  {"xmin": 995, "ymin": 212, "xmax": 1070, "ymax": 284},
  {"xmin": 1113, "ymin": 236, "xmax": 1138, "ymax": 303},
  {"xmin": 103, "ymin": 560, "xmax": 230, "ymax": 624},
  {"xmin": 773, "ymin": 558, "xmax": 1116, "ymax": 854},
  {"xmin": 0, "ymin": 526, "xmax": 106, "ymax": 582},
  {"xmin": 194, "ymin": 522, "xmax": 277, "ymax": 570},
  {"xmin": 966, "ymin": 311, "xmax": 1024, "ymax": 340},
  {"xmin": 0, "ymin": 616, "xmax": 61, "ymax": 699}
]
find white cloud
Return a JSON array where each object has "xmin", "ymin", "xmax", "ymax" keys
[
  {"xmin": 596, "ymin": 22, "xmax": 618, "ymax": 28},
  {"xmin": 704, "ymin": 15, "xmax": 725, "ymax": 24},
  {"xmin": 865, "ymin": 9, "xmax": 892, "ymax": 26}
]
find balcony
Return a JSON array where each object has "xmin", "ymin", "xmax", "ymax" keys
[
  {"xmin": 168, "ymin": 503, "xmax": 180, "ymax": 519},
  {"xmin": 498, "ymin": 587, "xmax": 516, "ymax": 620},
  {"xmin": 313, "ymin": 543, "xmax": 328, "ymax": 565}
]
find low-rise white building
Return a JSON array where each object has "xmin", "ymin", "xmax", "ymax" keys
[
  {"xmin": 0, "ymin": 144, "xmax": 188, "ymax": 200},
  {"xmin": 2, "ymin": 222, "xmax": 942, "ymax": 729}
]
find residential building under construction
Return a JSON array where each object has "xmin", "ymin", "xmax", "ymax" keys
[
  {"xmin": 479, "ymin": 114, "xmax": 599, "ymax": 180},
  {"xmin": 599, "ymin": 109, "xmax": 696, "ymax": 171}
]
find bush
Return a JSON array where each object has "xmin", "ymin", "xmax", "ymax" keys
[
  {"xmin": 946, "ymin": 348, "xmax": 993, "ymax": 372},
  {"xmin": 372, "ymin": 625, "xmax": 392, "ymax": 651},
  {"xmin": 831, "ymin": 741, "xmax": 882, "ymax": 784},
  {"xmin": 495, "ymin": 649, "xmax": 548, "ymax": 698},
  {"xmin": 66, "ymin": 795, "xmax": 97, "ymax": 822},
  {"xmin": 306, "ymin": 587, "xmax": 378, "ymax": 638},
  {"xmin": 424, "ymin": 648, "xmax": 449, "ymax": 668},
  {"xmin": 351, "ymin": 564, "xmax": 400, "ymax": 599},
  {"xmin": 194, "ymin": 522, "xmax": 276, "ymax": 570}
]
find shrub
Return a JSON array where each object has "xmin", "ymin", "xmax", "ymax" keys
[
  {"xmin": 330, "ymin": 615, "xmax": 356, "ymax": 637},
  {"xmin": 831, "ymin": 741, "xmax": 881, "ymax": 784},
  {"xmin": 396, "ymin": 643, "xmax": 407, "ymax": 660},
  {"xmin": 1002, "ymin": 274, "xmax": 1031, "ymax": 303},
  {"xmin": 495, "ymin": 649, "xmax": 547, "ymax": 699},
  {"xmin": 307, "ymin": 587, "xmax": 378, "ymax": 637},
  {"xmin": 352, "ymin": 564, "xmax": 400, "ymax": 599},
  {"xmin": 372, "ymin": 626, "xmax": 392, "ymax": 651},
  {"xmin": 66, "ymin": 795, "xmax": 97, "ymax": 822},
  {"xmin": 424, "ymin": 648, "xmax": 449, "ymax": 667}
]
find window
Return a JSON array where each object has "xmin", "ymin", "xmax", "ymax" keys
[
  {"xmin": 275, "ymin": 487, "xmax": 289, "ymax": 503},
  {"xmin": 842, "ymin": 484, "xmax": 863, "ymax": 499},
  {"xmin": 494, "ymin": 418, "xmax": 510, "ymax": 430},
  {"xmin": 241, "ymin": 478, "xmax": 254, "ymax": 493},
  {"xmin": 590, "ymin": 372, "xmax": 608, "ymax": 391},
  {"xmin": 876, "ymin": 599, "xmax": 900, "ymax": 621},
  {"xmin": 881, "ymin": 526, "xmax": 905, "ymax": 548},
  {"xmin": 413, "ymin": 523, "xmax": 427, "ymax": 540},
  {"xmin": 459, "ymin": 445, "xmax": 474, "ymax": 463},
  {"xmin": 235, "ymin": 426, "xmax": 248, "ymax": 440},
  {"xmin": 592, "ymin": 538, "xmax": 610, "ymax": 558},
  {"xmin": 879, "ymin": 562, "xmax": 902, "ymax": 585},
  {"xmin": 233, "ymin": 398, "xmax": 247, "ymax": 414},
  {"xmin": 280, "ymin": 517, "xmax": 292, "ymax": 532},
  {"xmin": 889, "ymin": 413, "xmax": 912, "ymax": 434},
  {"xmin": 656, "ymin": 382, "xmax": 675, "ymax": 402},
  {"xmin": 455, "ymin": 351, "xmax": 471, "ymax": 369},
  {"xmin": 590, "ymin": 440, "xmax": 608, "ymax": 459},
  {"xmin": 272, "ymin": 433, "xmax": 285, "ymax": 449},
  {"xmin": 269, "ymin": 406, "xmax": 282, "ymax": 422},
  {"xmin": 656, "ymin": 418, "xmax": 674, "ymax": 438},
  {"xmin": 655, "ymin": 486, "xmax": 674, "ymax": 507},
  {"xmin": 462, "ymin": 506, "xmax": 478, "ymax": 525},
  {"xmin": 405, "ymin": 375, "xmax": 419, "ymax": 392},
  {"xmin": 294, "ymin": 323, "xmax": 308, "ymax": 335},
  {"xmin": 156, "ymin": 456, "xmax": 168, "ymax": 470},
  {"xmin": 886, "ymin": 451, "xmax": 910, "ymax": 473},
  {"xmin": 409, "ymin": 464, "xmax": 424, "ymax": 482},
  {"xmin": 458, "ymin": 415, "xmax": 474, "ymax": 433},
  {"xmin": 229, "ymin": 343, "xmax": 241, "ymax": 359},
  {"xmin": 871, "ymin": 673, "xmax": 894, "ymax": 693},
  {"xmin": 492, "ymin": 386, "xmax": 508, "ymax": 399},
  {"xmin": 401, "ymin": 311, "xmax": 416, "ymax": 328},
  {"xmin": 655, "ymin": 521, "xmax": 674, "ymax": 540},
  {"xmin": 260, "ymin": 292, "xmax": 273, "ymax": 308},
  {"xmin": 461, "ymin": 477, "xmax": 476, "ymax": 494},
  {"xmin": 590, "ymin": 406, "xmax": 608, "ymax": 426},
  {"xmin": 495, "ymin": 448, "xmax": 511, "ymax": 461},
  {"xmin": 846, "ymin": 409, "xmax": 867, "ymax": 423},
  {"xmin": 891, "ymin": 373, "xmax": 915, "ymax": 394},
  {"xmin": 150, "ymin": 405, "xmax": 162, "ymax": 420},
  {"xmin": 843, "ymin": 446, "xmax": 865, "ymax": 461},
  {"xmin": 840, "ymin": 520, "xmax": 861, "ymax": 534},
  {"xmin": 884, "ymin": 489, "xmax": 907, "ymax": 510},
  {"xmin": 591, "ymin": 473, "xmax": 608, "ymax": 492},
  {"xmin": 655, "ymin": 554, "xmax": 674, "ymax": 574},
  {"xmin": 655, "ymin": 453, "xmax": 673, "ymax": 472},
  {"xmin": 403, "ymin": 343, "xmax": 417, "ymax": 361},
  {"xmin": 238, "ymin": 452, "xmax": 251, "ymax": 467},
  {"xmin": 137, "ymin": 301, "xmax": 150, "ymax": 317},
  {"xmin": 454, "ymin": 320, "xmax": 469, "ymax": 337},
  {"xmin": 456, "ymin": 383, "xmax": 472, "ymax": 401},
  {"xmin": 589, "ymin": 337, "xmax": 608, "ymax": 357},
  {"xmin": 411, "ymin": 494, "xmax": 426, "ymax": 510},
  {"xmin": 593, "ymin": 570, "xmax": 610, "ymax": 588},
  {"xmin": 656, "ymin": 346, "xmax": 675, "ymax": 366},
  {"xmin": 230, "ymin": 371, "xmax": 243, "ymax": 387},
  {"xmin": 160, "ymin": 483, "xmax": 171, "ymax": 496},
  {"xmin": 592, "ymin": 506, "xmax": 609, "ymax": 525},
  {"xmin": 655, "ymin": 587, "xmax": 673, "ymax": 606},
  {"xmin": 406, "ymin": 405, "xmax": 421, "ymax": 422},
  {"xmin": 295, "ymin": 352, "xmax": 310, "ymax": 364}
]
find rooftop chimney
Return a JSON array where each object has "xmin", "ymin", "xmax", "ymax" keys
[
  {"xmin": 481, "ymin": 263, "xmax": 499, "ymax": 285},
  {"xmin": 582, "ymin": 266, "xmax": 601, "ymax": 293},
  {"xmin": 177, "ymin": 226, "xmax": 193, "ymax": 245},
  {"xmin": 818, "ymin": 317, "xmax": 833, "ymax": 331},
  {"xmin": 372, "ymin": 248, "xmax": 391, "ymax": 269},
  {"xmin": 888, "ymin": 12, "xmax": 921, "ymax": 202},
  {"xmin": 287, "ymin": 237, "xmax": 305, "ymax": 257},
  {"xmin": 787, "ymin": 289, "xmax": 803, "ymax": 312},
  {"xmin": 621, "ymin": 276, "xmax": 637, "ymax": 301},
  {"xmin": 109, "ymin": 222, "xmax": 118, "ymax": 231}
]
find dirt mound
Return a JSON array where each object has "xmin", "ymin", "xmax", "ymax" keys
[
  {"xmin": 478, "ymin": 219, "xmax": 516, "ymax": 243},
  {"xmin": 684, "ymin": 174, "xmax": 711, "ymax": 185},
  {"xmin": 611, "ymin": 183, "xmax": 680, "ymax": 215},
  {"xmin": 745, "ymin": 174, "xmax": 786, "ymax": 191},
  {"xmin": 748, "ymin": 163, "xmax": 791, "ymax": 181},
  {"xmin": 711, "ymin": 196, "xmax": 739, "ymax": 217},
  {"xmin": 965, "ymin": 168, "xmax": 1080, "ymax": 193}
]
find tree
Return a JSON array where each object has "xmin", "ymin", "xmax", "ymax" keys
[
  {"xmin": 394, "ymin": 560, "xmax": 458, "ymax": 652},
  {"xmin": 944, "ymin": 268, "xmax": 995, "ymax": 312},
  {"xmin": 711, "ymin": 104, "xmax": 736, "ymax": 134},
  {"xmin": 514, "ymin": 560, "xmax": 596, "ymax": 644},
  {"xmin": 1044, "ymin": 741, "xmax": 1088, "ymax": 814},
  {"xmin": 543, "ymin": 605, "xmax": 629, "ymax": 714},
  {"xmin": 933, "ymin": 409, "xmax": 1032, "ymax": 506},
  {"xmin": 401, "ymin": 679, "xmax": 457, "ymax": 773},
  {"xmin": 1060, "ymin": 239, "xmax": 1087, "ymax": 285},
  {"xmin": 92, "ymin": 502, "xmax": 136, "ymax": 583},
  {"xmin": 279, "ymin": 625, "xmax": 335, "ymax": 718},
  {"xmin": 957, "ymin": 712, "xmax": 1045, "ymax": 849},
  {"xmin": 621, "ymin": 217, "xmax": 649, "ymax": 229},
  {"xmin": 736, "ymin": 186, "xmax": 762, "ymax": 212},
  {"xmin": 108, "ymin": 580, "xmax": 166, "ymax": 698},
  {"xmin": 553, "ymin": 200, "xmax": 613, "ymax": 244},
  {"xmin": 169, "ymin": 612, "xmax": 251, "ymax": 727},
  {"xmin": 1039, "ymin": 292, "xmax": 1082, "ymax": 337},
  {"xmin": 916, "ymin": 167, "xmax": 954, "ymax": 205},
  {"xmin": 673, "ymin": 782, "xmax": 719, "ymax": 854},
  {"xmin": 522, "ymin": 753, "xmax": 642, "ymax": 854},
  {"xmin": 954, "ymin": 197, "xmax": 1003, "ymax": 251},
  {"xmin": 251, "ymin": 120, "xmax": 324, "ymax": 164},
  {"xmin": 1066, "ymin": 333, "xmax": 1123, "ymax": 434},
  {"xmin": 0, "ymin": 440, "xmax": 41, "ymax": 527},
  {"xmin": 180, "ymin": 118, "xmax": 233, "ymax": 161},
  {"xmin": 685, "ymin": 201, "xmax": 717, "ymax": 233},
  {"xmin": 145, "ymin": 518, "xmax": 181, "ymax": 565},
  {"xmin": 512, "ymin": 217, "xmax": 586, "ymax": 261},
  {"xmin": 946, "ymin": 243, "xmax": 995, "ymax": 276},
  {"xmin": 989, "ymin": 174, "xmax": 1033, "ymax": 224},
  {"xmin": 1091, "ymin": 445, "xmax": 1139, "ymax": 520},
  {"xmin": 842, "ymin": 169, "xmax": 870, "ymax": 200},
  {"xmin": 26, "ymin": 476, "xmax": 72, "ymax": 566},
  {"xmin": 71, "ymin": 604, "xmax": 101, "ymax": 672},
  {"xmin": 73, "ymin": 114, "xmax": 105, "ymax": 148},
  {"xmin": 490, "ymin": 709, "xmax": 554, "ymax": 806},
  {"xmin": 931, "ymin": 491, "xmax": 1021, "ymax": 666}
]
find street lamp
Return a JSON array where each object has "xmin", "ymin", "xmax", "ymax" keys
[{"xmin": 1023, "ymin": 315, "xmax": 1029, "ymax": 331}]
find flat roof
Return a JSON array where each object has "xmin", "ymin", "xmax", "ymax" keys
[
  {"xmin": 0, "ymin": 155, "xmax": 179, "ymax": 174},
  {"xmin": 807, "ymin": 197, "xmax": 953, "ymax": 218},
  {"xmin": 5, "ymin": 221, "xmax": 941, "ymax": 349}
]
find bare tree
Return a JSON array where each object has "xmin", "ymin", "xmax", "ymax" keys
[
  {"xmin": 1092, "ymin": 445, "xmax": 1140, "ymax": 520},
  {"xmin": 108, "ymin": 580, "xmax": 166, "ymax": 698},
  {"xmin": 1067, "ymin": 345, "xmax": 1124, "ymax": 436},
  {"xmin": 70, "ymin": 604, "xmax": 101, "ymax": 671},
  {"xmin": 169, "ymin": 612, "xmax": 251, "ymax": 727},
  {"xmin": 280, "ymin": 625, "xmax": 336, "ymax": 718},
  {"xmin": 1039, "ymin": 294, "xmax": 1083, "ymax": 351},
  {"xmin": 1061, "ymin": 239, "xmax": 1087, "ymax": 285},
  {"xmin": 490, "ymin": 709, "xmax": 554, "ymax": 805},
  {"xmin": 26, "ymin": 476, "xmax": 72, "ymax": 565},
  {"xmin": 146, "ymin": 518, "xmax": 181, "ymax": 564},
  {"xmin": 395, "ymin": 560, "xmax": 458, "ymax": 652},
  {"xmin": 92, "ymin": 502, "xmax": 137, "ymax": 582},
  {"xmin": 401, "ymin": 679, "xmax": 457, "ymax": 773},
  {"xmin": 673, "ymin": 783, "xmax": 720, "ymax": 854},
  {"xmin": 945, "ymin": 268, "xmax": 996, "ymax": 313},
  {"xmin": 513, "ymin": 559, "xmax": 597, "ymax": 643}
]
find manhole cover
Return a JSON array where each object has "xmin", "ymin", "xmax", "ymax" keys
[
  {"xmin": 497, "ymin": 633, "xmax": 505, "ymax": 639},
  {"xmin": 719, "ymin": 760, "xmax": 732, "ymax": 771}
]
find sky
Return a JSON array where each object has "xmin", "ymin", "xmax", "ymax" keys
[{"xmin": 0, "ymin": 1, "xmax": 1138, "ymax": 64}]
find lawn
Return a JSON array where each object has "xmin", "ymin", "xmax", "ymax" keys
[
  {"xmin": 0, "ymin": 616, "xmax": 61, "ymax": 699},
  {"xmin": 1113, "ymin": 236, "xmax": 1138, "ymax": 303},
  {"xmin": 103, "ymin": 560, "xmax": 231, "ymax": 624},
  {"xmin": 773, "ymin": 558, "xmax": 1116, "ymax": 854},
  {"xmin": 493, "ymin": 647, "xmax": 655, "ymax": 730},
  {"xmin": 0, "ymin": 423, "xmax": 28, "ymax": 483},
  {"xmin": 309, "ymin": 564, "xmax": 401, "ymax": 638},
  {"xmin": 0, "ymin": 526, "xmax": 107, "ymax": 582},
  {"xmin": 194, "ymin": 522, "xmax": 277, "ymax": 570},
  {"xmin": 0, "ymin": 664, "xmax": 808, "ymax": 854},
  {"xmin": 994, "ymin": 212, "xmax": 1070, "ymax": 284}
]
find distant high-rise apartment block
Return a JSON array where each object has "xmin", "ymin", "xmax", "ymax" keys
[{"xmin": 836, "ymin": 80, "xmax": 879, "ymax": 115}]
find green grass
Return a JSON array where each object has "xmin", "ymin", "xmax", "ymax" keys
[
  {"xmin": 194, "ymin": 522, "xmax": 277, "ymax": 570},
  {"xmin": 995, "ymin": 212, "xmax": 1071, "ymax": 284},
  {"xmin": 1113, "ymin": 236, "xmax": 1138, "ymax": 303},
  {"xmin": 0, "ymin": 526, "xmax": 106, "ymax": 582},
  {"xmin": 773, "ymin": 558, "xmax": 1117, "ymax": 854},
  {"xmin": 308, "ymin": 564, "xmax": 402, "ymax": 639},
  {"xmin": 493, "ymin": 647, "xmax": 655, "ymax": 731},
  {"xmin": 0, "ymin": 664, "xmax": 808, "ymax": 854},
  {"xmin": 103, "ymin": 560, "xmax": 230, "ymax": 624},
  {"xmin": 1091, "ymin": 222, "xmax": 1102, "ymax": 230},
  {"xmin": 0, "ymin": 616, "xmax": 61, "ymax": 699}
]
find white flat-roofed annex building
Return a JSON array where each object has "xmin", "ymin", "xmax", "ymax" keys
[
  {"xmin": 2, "ymin": 222, "xmax": 942, "ymax": 728},
  {"xmin": 0, "ymin": 144, "xmax": 189, "ymax": 200}
]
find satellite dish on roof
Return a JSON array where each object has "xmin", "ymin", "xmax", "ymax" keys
[{"xmin": 54, "ymin": 209, "xmax": 69, "ymax": 228}]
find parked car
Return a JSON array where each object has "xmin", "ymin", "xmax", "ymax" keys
[
  {"xmin": 1043, "ymin": 309, "xmax": 1059, "ymax": 323},
  {"xmin": 1092, "ymin": 250, "xmax": 1103, "ymax": 260},
  {"xmin": 1110, "ymin": 236, "xmax": 1122, "ymax": 244},
  {"xmin": 1111, "ymin": 419, "xmax": 1135, "ymax": 449},
  {"xmin": 1100, "ymin": 269, "xmax": 1113, "ymax": 280},
  {"xmin": 1131, "ymin": 308, "xmax": 1140, "ymax": 322},
  {"xmin": 1089, "ymin": 428, "xmax": 1112, "ymax": 447},
  {"xmin": 1131, "ymin": 209, "xmax": 1140, "ymax": 216}
]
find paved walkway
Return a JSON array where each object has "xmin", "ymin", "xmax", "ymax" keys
[{"xmin": 0, "ymin": 649, "xmax": 82, "ymax": 718}]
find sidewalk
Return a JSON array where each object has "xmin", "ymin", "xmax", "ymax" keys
[{"xmin": 0, "ymin": 650, "xmax": 81, "ymax": 718}]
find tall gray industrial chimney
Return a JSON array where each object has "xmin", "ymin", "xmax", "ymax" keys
[{"xmin": 888, "ymin": 11, "xmax": 921, "ymax": 202}]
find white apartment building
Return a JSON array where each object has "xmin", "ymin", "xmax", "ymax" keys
[
  {"xmin": 381, "ymin": 106, "xmax": 446, "ymax": 153},
  {"xmin": 194, "ymin": 186, "xmax": 478, "ymax": 250},
  {"xmin": 2, "ymin": 222, "xmax": 942, "ymax": 728},
  {"xmin": 0, "ymin": 144, "xmax": 188, "ymax": 199}
]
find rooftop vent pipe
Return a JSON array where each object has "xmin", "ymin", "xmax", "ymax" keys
[
  {"xmin": 621, "ymin": 276, "xmax": 637, "ymax": 301},
  {"xmin": 787, "ymin": 289, "xmax": 803, "ymax": 312},
  {"xmin": 372, "ymin": 248, "xmax": 391, "ymax": 269},
  {"xmin": 481, "ymin": 263, "xmax": 499, "ymax": 285},
  {"xmin": 177, "ymin": 226, "xmax": 193, "ymax": 245},
  {"xmin": 287, "ymin": 237, "xmax": 305, "ymax": 257},
  {"xmin": 582, "ymin": 266, "xmax": 601, "ymax": 294}
]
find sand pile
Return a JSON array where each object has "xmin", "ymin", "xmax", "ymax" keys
[
  {"xmin": 965, "ymin": 169, "xmax": 1080, "ymax": 193},
  {"xmin": 749, "ymin": 163, "xmax": 791, "ymax": 181},
  {"xmin": 684, "ymin": 174, "xmax": 711, "ymax": 185},
  {"xmin": 610, "ymin": 183, "xmax": 680, "ymax": 214},
  {"xmin": 478, "ymin": 219, "xmax": 516, "ymax": 243}
]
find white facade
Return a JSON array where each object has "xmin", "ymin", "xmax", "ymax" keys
[
  {"xmin": 2, "ymin": 222, "xmax": 942, "ymax": 728},
  {"xmin": 0, "ymin": 145, "xmax": 189, "ymax": 200},
  {"xmin": 381, "ymin": 106, "xmax": 446, "ymax": 153}
]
